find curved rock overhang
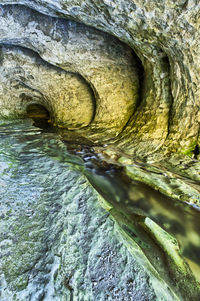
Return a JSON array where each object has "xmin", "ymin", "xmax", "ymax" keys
[
  {"xmin": 0, "ymin": 2, "xmax": 200, "ymax": 301},
  {"xmin": 0, "ymin": 45, "xmax": 96, "ymax": 129},
  {"xmin": 0, "ymin": 5, "xmax": 139, "ymax": 138},
  {"xmin": 0, "ymin": 1, "xmax": 199, "ymax": 156}
]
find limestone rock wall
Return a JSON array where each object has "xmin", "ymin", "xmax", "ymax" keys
[
  {"xmin": 0, "ymin": 5, "xmax": 139, "ymax": 136},
  {"xmin": 0, "ymin": 46, "xmax": 94, "ymax": 128},
  {"xmin": 0, "ymin": 2, "xmax": 199, "ymax": 300},
  {"xmin": 0, "ymin": 0, "xmax": 199, "ymax": 155}
]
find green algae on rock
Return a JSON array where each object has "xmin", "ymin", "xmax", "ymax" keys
[
  {"xmin": 0, "ymin": 120, "xmax": 175, "ymax": 301},
  {"xmin": 0, "ymin": 1, "xmax": 200, "ymax": 300}
]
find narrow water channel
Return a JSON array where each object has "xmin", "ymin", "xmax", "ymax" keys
[
  {"xmin": 82, "ymin": 156, "xmax": 200, "ymax": 282},
  {"xmin": 57, "ymin": 124, "xmax": 200, "ymax": 284},
  {"xmin": 0, "ymin": 118, "xmax": 200, "ymax": 300}
]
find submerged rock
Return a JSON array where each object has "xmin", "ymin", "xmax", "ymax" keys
[{"xmin": 0, "ymin": 120, "xmax": 175, "ymax": 301}]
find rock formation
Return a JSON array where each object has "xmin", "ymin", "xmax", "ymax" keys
[
  {"xmin": 0, "ymin": 0, "xmax": 199, "ymax": 155},
  {"xmin": 0, "ymin": 1, "xmax": 200, "ymax": 300},
  {"xmin": 0, "ymin": 5, "xmax": 139, "ymax": 137},
  {"xmin": 0, "ymin": 45, "xmax": 95, "ymax": 128},
  {"xmin": 0, "ymin": 120, "xmax": 181, "ymax": 301}
]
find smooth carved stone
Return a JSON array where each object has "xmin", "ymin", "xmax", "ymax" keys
[
  {"xmin": 0, "ymin": 46, "xmax": 94, "ymax": 129},
  {"xmin": 0, "ymin": 5, "xmax": 139, "ymax": 136},
  {"xmin": 0, "ymin": 0, "xmax": 199, "ymax": 154}
]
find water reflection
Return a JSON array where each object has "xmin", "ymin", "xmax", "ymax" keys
[
  {"xmin": 1, "ymin": 118, "xmax": 200, "ymax": 283},
  {"xmin": 64, "ymin": 137, "xmax": 200, "ymax": 282},
  {"xmin": 126, "ymin": 180, "xmax": 200, "ymax": 281}
]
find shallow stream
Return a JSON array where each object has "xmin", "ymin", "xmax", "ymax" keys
[{"xmin": 0, "ymin": 118, "xmax": 200, "ymax": 300}]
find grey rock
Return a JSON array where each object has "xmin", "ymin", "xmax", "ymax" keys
[
  {"xmin": 0, "ymin": 120, "xmax": 173, "ymax": 301},
  {"xmin": 0, "ymin": 1, "xmax": 199, "ymax": 300},
  {"xmin": 0, "ymin": 5, "xmax": 139, "ymax": 137}
]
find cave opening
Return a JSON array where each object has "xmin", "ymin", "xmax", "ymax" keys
[
  {"xmin": 26, "ymin": 103, "xmax": 50, "ymax": 119},
  {"xmin": 26, "ymin": 103, "xmax": 51, "ymax": 128}
]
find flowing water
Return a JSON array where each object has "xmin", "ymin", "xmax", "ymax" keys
[{"xmin": 0, "ymin": 118, "xmax": 200, "ymax": 299}]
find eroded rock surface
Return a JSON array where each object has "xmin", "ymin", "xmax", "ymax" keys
[
  {"xmin": 0, "ymin": 46, "xmax": 94, "ymax": 128},
  {"xmin": 1, "ymin": 0, "xmax": 199, "ymax": 154},
  {"xmin": 0, "ymin": 1, "xmax": 200, "ymax": 301},
  {"xmin": 0, "ymin": 5, "xmax": 139, "ymax": 136},
  {"xmin": 0, "ymin": 120, "xmax": 174, "ymax": 301}
]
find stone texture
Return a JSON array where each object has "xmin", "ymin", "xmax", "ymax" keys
[
  {"xmin": 0, "ymin": 1, "xmax": 200, "ymax": 299},
  {"xmin": 0, "ymin": 46, "xmax": 94, "ymax": 128},
  {"xmin": 0, "ymin": 120, "xmax": 175, "ymax": 301},
  {"xmin": 0, "ymin": 0, "xmax": 199, "ymax": 154},
  {"xmin": 126, "ymin": 163, "xmax": 200, "ymax": 206},
  {"xmin": 0, "ymin": 4, "xmax": 139, "ymax": 137}
]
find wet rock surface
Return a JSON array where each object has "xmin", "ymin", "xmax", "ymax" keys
[
  {"xmin": 0, "ymin": 1, "xmax": 200, "ymax": 300},
  {"xmin": 0, "ymin": 120, "xmax": 163, "ymax": 301}
]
